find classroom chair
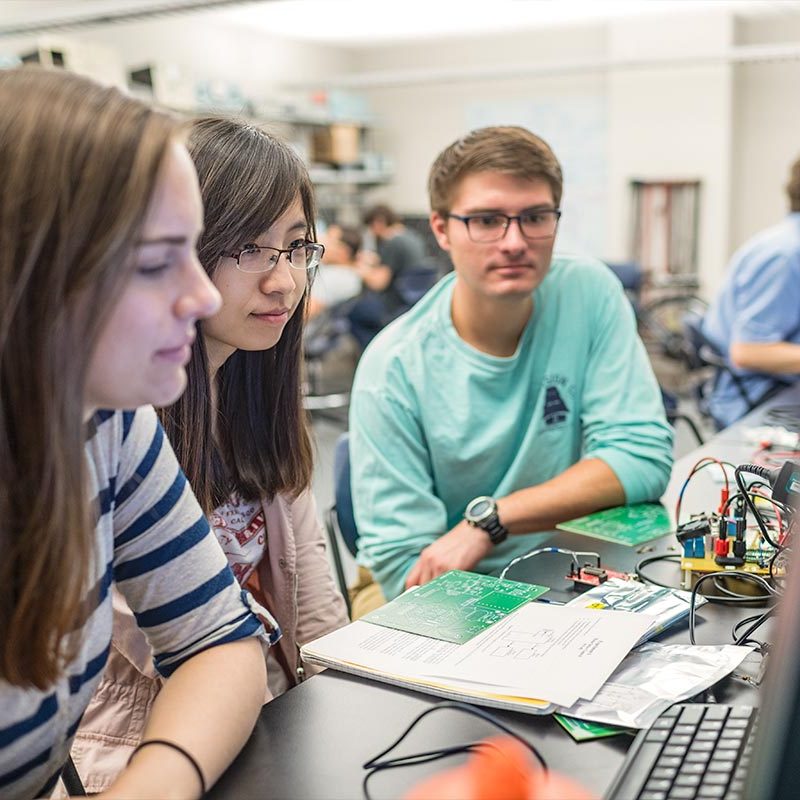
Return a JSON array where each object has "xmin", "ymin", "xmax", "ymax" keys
[{"xmin": 324, "ymin": 432, "xmax": 359, "ymax": 618}]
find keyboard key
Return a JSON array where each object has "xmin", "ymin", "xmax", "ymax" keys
[
  {"xmin": 679, "ymin": 705, "xmax": 705, "ymax": 725},
  {"xmin": 651, "ymin": 767, "xmax": 678, "ymax": 780},
  {"xmin": 667, "ymin": 788, "xmax": 696, "ymax": 799},
  {"xmin": 703, "ymin": 706, "xmax": 729, "ymax": 720},
  {"xmin": 725, "ymin": 719, "xmax": 749, "ymax": 729},
  {"xmin": 694, "ymin": 730, "xmax": 719, "ymax": 741},
  {"xmin": 675, "ymin": 773, "xmax": 702, "ymax": 787},
  {"xmin": 700, "ymin": 720, "xmax": 724, "ymax": 731},
  {"xmin": 652, "ymin": 720, "xmax": 674, "ymax": 732},
  {"xmin": 662, "ymin": 706, "xmax": 682, "ymax": 718},
  {"xmin": 708, "ymin": 759, "xmax": 736, "ymax": 773},
  {"xmin": 702, "ymin": 773, "xmax": 730, "ymax": 786},
  {"xmin": 663, "ymin": 745, "xmax": 688, "ymax": 758},
  {"xmin": 678, "ymin": 762, "xmax": 706, "ymax": 774},
  {"xmin": 646, "ymin": 729, "xmax": 670, "ymax": 743},
  {"xmin": 715, "ymin": 748, "xmax": 741, "ymax": 760},
  {"xmin": 674, "ymin": 724, "xmax": 697, "ymax": 736},
  {"xmin": 645, "ymin": 778, "xmax": 673, "ymax": 793},
  {"xmin": 728, "ymin": 707, "xmax": 753, "ymax": 719},
  {"xmin": 690, "ymin": 740, "xmax": 715, "ymax": 752},
  {"xmin": 668, "ymin": 734, "xmax": 692, "ymax": 746},
  {"xmin": 697, "ymin": 787, "xmax": 726, "ymax": 798},
  {"xmin": 639, "ymin": 793, "xmax": 667, "ymax": 800},
  {"xmin": 655, "ymin": 756, "xmax": 682, "ymax": 769},
  {"xmin": 685, "ymin": 751, "xmax": 711, "ymax": 763}
]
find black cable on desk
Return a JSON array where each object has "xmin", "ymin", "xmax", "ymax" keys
[
  {"xmin": 689, "ymin": 571, "xmax": 776, "ymax": 645},
  {"xmin": 732, "ymin": 607, "xmax": 776, "ymax": 649},
  {"xmin": 635, "ymin": 553, "xmax": 682, "ymax": 588},
  {"xmin": 361, "ymin": 701, "xmax": 547, "ymax": 800}
]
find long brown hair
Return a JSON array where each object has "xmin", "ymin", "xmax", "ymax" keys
[
  {"xmin": 158, "ymin": 117, "xmax": 315, "ymax": 513},
  {"xmin": 0, "ymin": 68, "xmax": 179, "ymax": 689}
]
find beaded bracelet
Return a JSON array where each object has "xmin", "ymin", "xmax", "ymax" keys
[{"xmin": 128, "ymin": 739, "xmax": 206, "ymax": 796}]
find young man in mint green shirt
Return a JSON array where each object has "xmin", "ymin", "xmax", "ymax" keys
[{"xmin": 349, "ymin": 126, "xmax": 673, "ymax": 602}]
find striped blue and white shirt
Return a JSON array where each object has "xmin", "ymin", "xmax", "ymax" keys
[{"xmin": 0, "ymin": 406, "xmax": 269, "ymax": 800}]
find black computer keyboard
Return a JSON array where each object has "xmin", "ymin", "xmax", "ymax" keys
[{"xmin": 605, "ymin": 703, "xmax": 757, "ymax": 800}]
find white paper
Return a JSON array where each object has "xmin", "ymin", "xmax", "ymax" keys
[
  {"xmin": 301, "ymin": 620, "xmax": 555, "ymax": 707},
  {"xmin": 432, "ymin": 603, "xmax": 652, "ymax": 705}
]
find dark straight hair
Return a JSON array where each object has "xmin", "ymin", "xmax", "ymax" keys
[{"xmin": 159, "ymin": 116, "xmax": 315, "ymax": 512}]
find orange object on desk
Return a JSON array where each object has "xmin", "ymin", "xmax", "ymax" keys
[{"xmin": 404, "ymin": 736, "xmax": 596, "ymax": 800}]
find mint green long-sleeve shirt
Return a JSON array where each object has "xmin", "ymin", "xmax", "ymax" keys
[{"xmin": 349, "ymin": 255, "xmax": 674, "ymax": 600}]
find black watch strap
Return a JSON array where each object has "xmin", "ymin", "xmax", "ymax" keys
[{"xmin": 481, "ymin": 515, "xmax": 509, "ymax": 545}]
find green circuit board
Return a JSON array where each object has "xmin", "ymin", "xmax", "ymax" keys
[
  {"xmin": 362, "ymin": 569, "xmax": 549, "ymax": 644},
  {"xmin": 556, "ymin": 503, "xmax": 673, "ymax": 546}
]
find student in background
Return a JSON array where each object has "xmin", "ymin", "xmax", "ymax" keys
[
  {"xmin": 72, "ymin": 117, "xmax": 349, "ymax": 791},
  {"xmin": 347, "ymin": 203, "xmax": 429, "ymax": 348},
  {"xmin": 349, "ymin": 126, "xmax": 673, "ymax": 611},
  {"xmin": 0, "ymin": 69, "xmax": 268, "ymax": 800},
  {"xmin": 307, "ymin": 222, "xmax": 363, "ymax": 319},
  {"xmin": 701, "ymin": 154, "xmax": 800, "ymax": 428}
]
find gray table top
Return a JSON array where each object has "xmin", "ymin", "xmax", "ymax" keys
[{"xmin": 209, "ymin": 386, "xmax": 800, "ymax": 800}]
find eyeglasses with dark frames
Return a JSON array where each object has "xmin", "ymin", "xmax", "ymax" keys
[
  {"xmin": 447, "ymin": 209, "xmax": 561, "ymax": 243},
  {"xmin": 224, "ymin": 241, "xmax": 325, "ymax": 273}
]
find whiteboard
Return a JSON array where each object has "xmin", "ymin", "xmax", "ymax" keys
[{"xmin": 467, "ymin": 95, "xmax": 608, "ymax": 260}]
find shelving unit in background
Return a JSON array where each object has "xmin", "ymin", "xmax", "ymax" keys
[{"xmin": 127, "ymin": 65, "xmax": 394, "ymax": 225}]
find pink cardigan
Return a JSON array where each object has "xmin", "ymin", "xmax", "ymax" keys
[{"xmin": 68, "ymin": 489, "xmax": 348, "ymax": 794}]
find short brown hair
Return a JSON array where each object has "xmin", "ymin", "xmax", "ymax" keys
[
  {"xmin": 787, "ymin": 155, "xmax": 800, "ymax": 212},
  {"xmin": 337, "ymin": 224, "xmax": 363, "ymax": 260},
  {"xmin": 428, "ymin": 126, "xmax": 563, "ymax": 214},
  {"xmin": 363, "ymin": 203, "xmax": 399, "ymax": 227}
]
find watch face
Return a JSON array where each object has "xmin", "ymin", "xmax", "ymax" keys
[{"xmin": 467, "ymin": 497, "xmax": 493, "ymax": 521}]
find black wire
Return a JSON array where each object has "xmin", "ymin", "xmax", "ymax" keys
[
  {"xmin": 361, "ymin": 701, "xmax": 548, "ymax": 800},
  {"xmin": 635, "ymin": 554, "xmax": 682, "ymax": 588},
  {"xmin": 363, "ymin": 746, "xmax": 478, "ymax": 800},
  {"xmin": 689, "ymin": 572, "xmax": 775, "ymax": 644},
  {"xmin": 732, "ymin": 607, "xmax": 776, "ymax": 646},
  {"xmin": 734, "ymin": 466, "xmax": 780, "ymax": 548}
]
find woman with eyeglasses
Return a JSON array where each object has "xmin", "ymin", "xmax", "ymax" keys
[
  {"xmin": 70, "ymin": 116, "xmax": 349, "ymax": 792},
  {"xmin": 0, "ymin": 71, "xmax": 271, "ymax": 800}
]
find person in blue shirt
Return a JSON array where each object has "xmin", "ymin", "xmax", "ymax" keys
[
  {"xmin": 701, "ymin": 156, "xmax": 800, "ymax": 428},
  {"xmin": 348, "ymin": 126, "xmax": 673, "ymax": 607}
]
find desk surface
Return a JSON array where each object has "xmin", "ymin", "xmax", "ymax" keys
[{"xmin": 209, "ymin": 387, "xmax": 799, "ymax": 800}]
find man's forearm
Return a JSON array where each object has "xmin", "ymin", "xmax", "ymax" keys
[
  {"xmin": 497, "ymin": 458, "xmax": 626, "ymax": 534},
  {"xmin": 105, "ymin": 637, "xmax": 266, "ymax": 799},
  {"xmin": 730, "ymin": 341, "xmax": 800, "ymax": 374}
]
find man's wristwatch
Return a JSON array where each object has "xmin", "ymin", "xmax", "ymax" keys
[{"xmin": 464, "ymin": 496, "xmax": 509, "ymax": 545}]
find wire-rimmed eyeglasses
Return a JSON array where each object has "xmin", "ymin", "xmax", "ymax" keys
[
  {"xmin": 223, "ymin": 241, "xmax": 325, "ymax": 273},
  {"xmin": 447, "ymin": 210, "xmax": 561, "ymax": 243}
]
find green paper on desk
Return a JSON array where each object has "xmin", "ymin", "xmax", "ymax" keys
[
  {"xmin": 554, "ymin": 714, "xmax": 635, "ymax": 742},
  {"xmin": 556, "ymin": 503, "xmax": 673, "ymax": 546},
  {"xmin": 362, "ymin": 570, "xmax": 549, "ymax": 644}
]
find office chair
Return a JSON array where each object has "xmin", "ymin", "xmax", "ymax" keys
[
  {"xmin": 680, "ymin": 309, "xmax": 791, "ymax": 429},
  {"xmin": 394, "ymin": 264, "xmax": 439, "ymax": 308},
  {"xmin": 661, "ymin": 387, "xmax": 704, "ymax": 447},
  {"xmin": 303, "ymin": 299, "xmax": 357, "ymax": 413},
  {"xmin": 324, "ymin": 432, "xmax": 359, "ymax": 618},
  {"xmin": 605, "ymin": 261, "xmax": 643, "ymax": 316}
]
